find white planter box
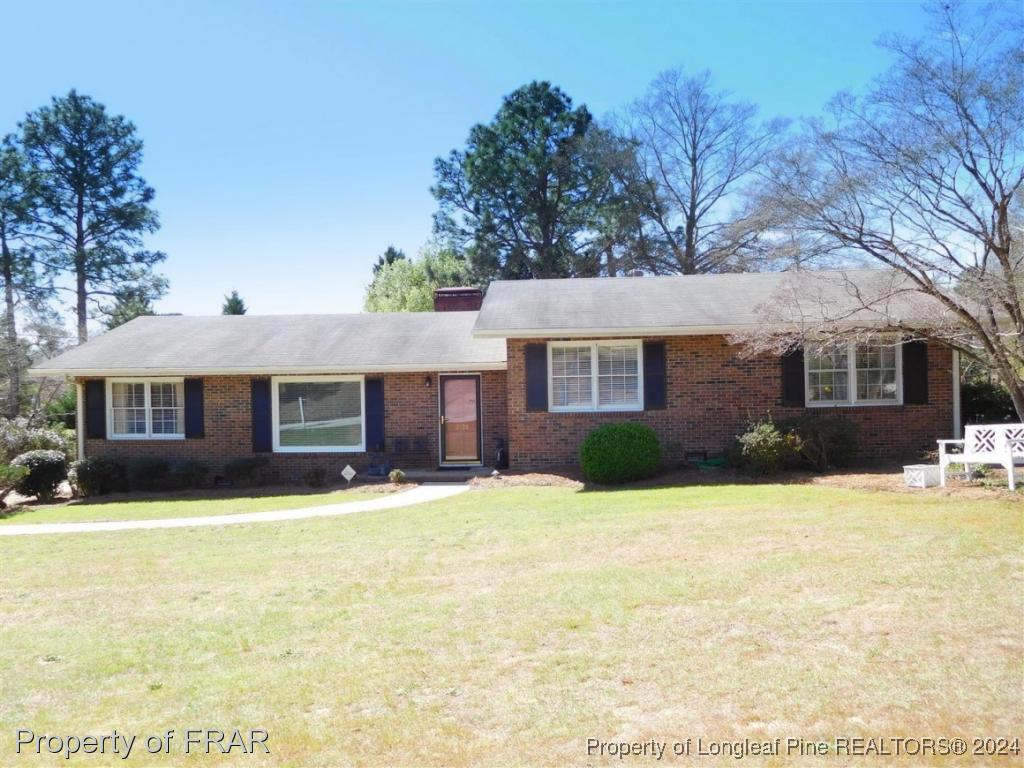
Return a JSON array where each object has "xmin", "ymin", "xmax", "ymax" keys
[{"xmin": 904, "ymin": 464, "xmax": 941, "ymax": 489}]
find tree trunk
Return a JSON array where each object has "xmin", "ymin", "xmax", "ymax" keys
[
  {"xmin": 0, "ymin": 233, "xmax": 19, "ymax": 418},
  {"xmin": 75, "ymin": 192, "xmax": 88, "ymax": 344},
  {"xmin": 1002, "ymin": 373, "xmax": 1024, "ymax": 423},
  {"xmin": 683, "ymin": 210, "xmax": 698, "ymax": 274},
  {"xmin": 75, "ymin": 262, "xmax": 87, "ymax": 344}
]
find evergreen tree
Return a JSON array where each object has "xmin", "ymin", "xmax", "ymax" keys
[
  {"xmin": 20, "ymin": 90, "xmax": 166, "ymax": 343},
  {"xmin": 0, "ymin": 138, "xmax": 52, "ymax": 417},
  {"xmin": 372, "ymin": 246, "xmax": 406, "ymax": 275},
  {"xmin": 222, "ymin": 290, "xmax": 247, "ymax": 315},
  {"xmin": 102, "ymin": 286, "xmax": 155, "ymax": 330},
  {"xmin": 432, "ymin": 82, "xmax": 617, "ymax": 283}
]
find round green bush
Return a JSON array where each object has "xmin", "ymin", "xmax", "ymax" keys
[
  {"xmin": 11, "ymin": 449, "xmax": 68, "ymax": 500},
  {"xmin": 126, "ymin": 456, "xmax": 169, "ymax": 491},
  {"xmin": 579, "ymin": 422, "xmax": 662, "ymax": 484},
  {"xmin": 737, "ymin": 419, "xmax": 792, "ymax": 475},
  {"xmin": 68, "ymin": 456, "xmax": 126, "ymax": 496}
]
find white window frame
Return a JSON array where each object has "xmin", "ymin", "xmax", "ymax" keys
[
  {"xmin": 271, "ymin": 375, "xmax": 366, "ymax": 453},
  {"xmin": 804, "ymin": 341, "xmax": 903, "ymax": 408},
  {"xmin": 547, "ymin": 340, "xmax": 644, "ymax": 413},
  {"xmin": 106, "ymin": 378, "xmax": 186, "ymax": 440}
]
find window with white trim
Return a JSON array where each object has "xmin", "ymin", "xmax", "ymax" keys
[
  {"xmin": 549, "ymin": 341, "xmax": 643, "ymax": 412},
  {"xmin": 272, "ymin": 376, "xmax": 365, "ymax": 452},
  {"xmin": 108, "ymin": 379, "xmax": 184, "ymax": 438},
  {"xmin": 805, "ymin": 341, "xmax": 902, "ymax": 406}
]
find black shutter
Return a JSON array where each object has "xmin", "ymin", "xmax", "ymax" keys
[
  {"xmin": 643, "ymin": 341, "xmax": 667, "ymax": 410},
  {"xmin": 781, "ymin": 347, "xmax": 805, "ymax": 406},
  {"xmin": 902, "ymin": 340, "xmax": 929, "ymax": 405},
  {"xmin": 84, "ymin": 380, "xmax": 106, "ymax": 439},
  {"xmin": 524, "ymin": 344, "xmax": 548, "ymax": 412},
  {"xmin": 184, "ymin": 378, "xmax": 205, "ymax": 438},
  {"xmin": 250, "ymin": 378, "xmax": 272, "ymax": 453},
  {"xmin": 365, "ymin": 378, "xmax": 385, "ymax": 451}
]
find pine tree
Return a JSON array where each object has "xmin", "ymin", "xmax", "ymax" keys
[{"xmin": 222, "ymin": 290, "xmax": 247, "ymax": 315}]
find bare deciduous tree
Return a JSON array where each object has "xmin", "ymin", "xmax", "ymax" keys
[
  {"xmin": 746, "ymin": 1, "xmax": 1024, "ymax": 418},
  {"xmin": 618, "ymin": 69, "xmax": 785, "ymax": 274}
]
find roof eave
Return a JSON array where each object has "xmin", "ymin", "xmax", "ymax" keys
[
  {"xmin": 27, "ymin": 361, "xmax": 508, "ymax": 378},
  {"xmin": 471, "ymin": 324, "xmax": 755, "ymax": 339}
]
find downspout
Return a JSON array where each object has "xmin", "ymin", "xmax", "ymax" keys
[{"xmin": 951, "ymin": 351, "xmax": 961, "ymax": 439}]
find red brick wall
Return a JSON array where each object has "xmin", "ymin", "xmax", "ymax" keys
[
  {"xmin": 433, "ymin": 288, "xmax": 484, "ymax": 312},
  {"xmin": 83, "ymin": 370, "xmax": 508, "ymax": 482},
  {"xmin": 505, "ymin": 336, "xmax": 955, "ymax": 468}
]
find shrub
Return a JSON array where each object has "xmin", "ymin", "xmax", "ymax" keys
[
  {"xmin": 68, "ymin": 456, "xmax": 126, "ymax": 497},
  {"xmin": 781, "ymin": 415, "xmax": 859, "ymax": 471},
  {"xmin": 166, "ymin": 460, "xmax": 209, "ymax": 490},
  {"xmin": 961, "ymin": 379, "xmax": 1017, "ymax": 425},
  {"xmin": 126, "ymin": 457, "xmax": 169, "ymax": 491},
  {"xmin": 302, "ymin": 467, "xmax": 328, "ymax": 488},
  {"xmin": 389, "ymin": 468, "xmax": 406, "ymax": 484},
  {"xmin": 44, "ymin": 389, "xmax": 78, "ymax": 429},
  {"xmin": 224, "ymin": 456, "xmax": 270, "ymax": 486},
  {"xmin": 0, "ymin": 417, "xmax": 74, "ymax": 463},
  {"xmin": 0, "ymin": 464, "xmax": 30, "ymax": 507},
  {"xmin": 737, "ymin": 419, "xmax": 794, "ymax": 475},
  {"xmin": 11, "ymin": 449, "xmax": 68, "ymax": 500},
  {"xmin": 579, "ymin": 423, "xmax": 662, "ymax": 484}
]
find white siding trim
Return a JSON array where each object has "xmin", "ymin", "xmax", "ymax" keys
[
  {"xmin": 29, "ymin": 362, "xmax": 507, "ymax": 378},
  {"xmin": 75, "ymin": 382, "xmax": 85, "ymax": 460},
  {"xmin": 952, "ymin": 350, "xmax": 962, "ymax": 439}
]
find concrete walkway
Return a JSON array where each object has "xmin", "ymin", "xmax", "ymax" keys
[{"xmin": 0, "ymin": 483, "xmax": 470, "ymax": 537}]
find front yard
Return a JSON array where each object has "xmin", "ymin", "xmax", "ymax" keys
[
  {"xmin": 0, "ymin": 483, "xmax": 1020, "ymax": 766},
  {"xmin": 0, "ymin": 485, "xmax": 393, "ymax": 525}
]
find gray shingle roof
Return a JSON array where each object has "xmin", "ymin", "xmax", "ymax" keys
[
  {"xmin": 472, "ymin": 269, "xmax": 936, "ymax": 337},
  {"xmin": 31, "ymin": 311, "xmax": 506, "ymax": 376}
]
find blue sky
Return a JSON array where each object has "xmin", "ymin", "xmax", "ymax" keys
[{"xmin": 0, "ymin": 0, "xmax": 930, "ymax": 320}]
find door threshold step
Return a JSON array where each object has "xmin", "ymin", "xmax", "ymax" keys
[{"xmin": 402, "ymin": 467, "xmax": 496, "ymax": 482}]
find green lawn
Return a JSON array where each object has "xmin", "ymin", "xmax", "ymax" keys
[
  {"xmin": 0, "ymin": 484, "xmax": 1020, "ymax": 766},
  {"xmin": 0, "ymin": 488, "xmax": 384, "ymax": 525}
]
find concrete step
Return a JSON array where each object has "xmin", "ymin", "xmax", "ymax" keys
[{"xmin": 401, "ymin": 467, "xmax": 497, "ymax": 482}]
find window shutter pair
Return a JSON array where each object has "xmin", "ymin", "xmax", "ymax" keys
[
  {"xmin": 83, "ymin": 378, "xmax": 205, "ymax": 439},
  {"xmin": 779, "ymin": 342, "xmax": 929, "ymax": 406},
  {"xmin": 523, "ymin": 342, "xmax": 667, "ymax": 411}
]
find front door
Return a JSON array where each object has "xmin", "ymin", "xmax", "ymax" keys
[{"xmin": 440, "ymin": 375, "xmax": 481, "ymax": 464}]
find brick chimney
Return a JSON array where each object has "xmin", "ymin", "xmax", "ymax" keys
[{"xmin": 433, "ymin": 286, "xmax": 483, "ymax": 312}]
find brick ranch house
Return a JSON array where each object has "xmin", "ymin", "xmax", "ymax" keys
[{"xmin": 30, "ymin": 270, "xmax": 961, "ymax": 479}]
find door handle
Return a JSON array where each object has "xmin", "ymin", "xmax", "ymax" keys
[{"xmin": 440, "ymin": 415, "xmax": 446, "ymax": 425}]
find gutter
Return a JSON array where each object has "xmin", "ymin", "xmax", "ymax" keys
[
  {"xmin": 28, "ymin": 361, "xmax": 509, "ymax": 378},
  {"xmin": 471, "ymin": 324, "xmax": 754, "ymax": 339}
]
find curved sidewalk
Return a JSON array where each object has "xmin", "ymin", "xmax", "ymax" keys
[{"xmin": 0, "ymin": 483, "xmax": 469, "ymax": 537}]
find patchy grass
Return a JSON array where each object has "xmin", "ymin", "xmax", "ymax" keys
[
  {"xmin": 0, "ymin": 484, "xmax": 1020, "ymax": 766},
  {"xmin": 0, "ymin": 485, "xmax": 390, "ymax": 525}
]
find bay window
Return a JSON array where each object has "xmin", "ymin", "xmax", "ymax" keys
[
  {"xmin": 549, "ymin": 341, "xmax": 643, "ymax": 412},
  {"xmin": 805, "ymin": 341, "xmax": 902, "ymax": 406},
  {"xmin": 272, "ymin": 376, "xmax": 365, "ymax": 452},
  {"xmin": 108, "ymin": 379, "xmax": 185, "ymax": 439}
]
